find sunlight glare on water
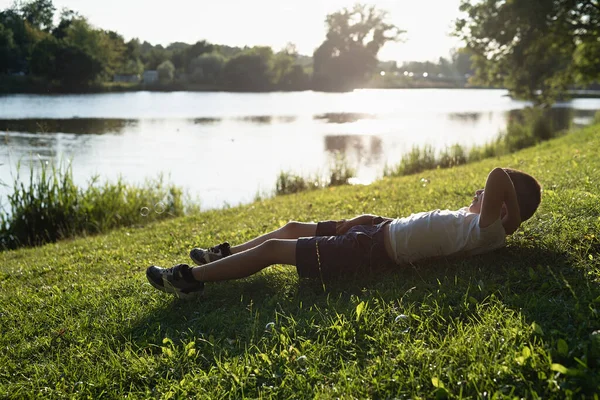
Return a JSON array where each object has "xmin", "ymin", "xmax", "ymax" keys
[{"xmin": 1, "ymin": 89, "xmax": 599, "ymax": 211}]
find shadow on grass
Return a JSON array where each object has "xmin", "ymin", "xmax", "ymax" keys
[
  {"xmin": 129, "ymin": 244, "xmax": 595, "ymax": 341},
  {"xmin": 124, "ymin": 243, "xmax": 600, "ymax": 395},
  {"xmin": 379, "ymin": 244, "xmax": 600, "ymax": 340}
]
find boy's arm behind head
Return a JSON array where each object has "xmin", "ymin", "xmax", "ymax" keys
[{"xmin": 480, "ymin": 167, "xmax": 521, "ymax": 235}]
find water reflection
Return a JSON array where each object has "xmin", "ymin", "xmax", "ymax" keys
[
  {"xmin": 193, "ymin": 117, "xmax": 222, "ymax": 125},
  {"xmin": 314, "ymin": 113, "xmax": 376, "ymax": 124},
  {"xmin": 275, "ymin": 116, "xmax": 298, "ymax": 124},
  {"xmin": 2, "ymin": 132, "xmax": 90, "ymax": 162},
  {"xmin": 506, "ymin": 108, "xmax": 574, "ymax": 132},
  {"xmin": 0, "ymin": 115, "xmax": 302, "ymax": 138},
  {"xmin": 233, "ymin": 115, "xmax": 298, "ymax": 124},
  {"xmin": 448, "ymin": 108, "xmax": 579, "ymax": 133},
  {"xmin": 324, "ymin": 135, "xmax": 384, "ymax": 166},
  {"xmin": 235, "ymin": 115, "xmax": 273, "ymax": 124},
  {"xmin": 571, "ymin": 109, "xmax": 598, "ymax": 126},
  {"xmin": 0, "ymin": 118, "xmax": 137, "ymax": 135},
  {"xmin": 447, "ymin": 112, "xmax": 485, "ymax": 123}
]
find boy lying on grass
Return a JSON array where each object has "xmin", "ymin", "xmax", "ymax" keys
[{"xmin": 146, "ymin": 167, "xmax": 541, "ymax": 298}]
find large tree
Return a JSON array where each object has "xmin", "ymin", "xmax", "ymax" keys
[
  {"xmin": 157, "ymin": 60, "xmax": 175, "ymax": 83},
  {"xmin": 64, "ymin": 18, "xmax": 126, "ymax": 79},
  {"xmin": 30, "ymin": 36, "xmax": 102, "ymax": 86},
  {"xmin": 169, "ymin": 40, "xmax": 213, "ymax": 74},
  {"xmin": 114, "ymin": 38, "xmax": 144, "ymax": 75},
  {"xmin": 0, "ymin": 22, "xmax": 17, "ymax": 73},
  {"xmin": 20, "ymin": 0, "xmax": 55, "ymax": 32},
  {"xmin": 455, "ymin": 0, "xmax": 600, "ymax": 105},
  {"xmin": 0, "ymin": 8, "xmax": 44, "ymax": 72},
  {"xmin": 139, "ymin": 41, "xmax": 170, "ymax": 70},
  {"xmin": 222, "ymin": 47, "xmax": 275, "ymax": 91},
  {"xmin": 189, "ymin": 52, "xmax": 225, "ymax": 84},
  {"xmin": 313, "ymin": 4, "xmax": 404, "ymax": 91},
  {"xmin": 52, "ymin": 8, "xmax": 79, "ymax": 39}
]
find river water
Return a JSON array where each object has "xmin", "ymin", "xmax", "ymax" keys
[{"xmin": 1, "ymin": 89, "xmax": 599, "ymax": 210}]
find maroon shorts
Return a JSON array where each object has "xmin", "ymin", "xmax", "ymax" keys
[{"xmin": 295, "ymin": 218, "xmax": 395, "ymax": 281}]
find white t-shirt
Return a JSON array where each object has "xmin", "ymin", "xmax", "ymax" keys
[{"xmin": 388, "ymin": 207, "xmax": 506, "ymax": 265}]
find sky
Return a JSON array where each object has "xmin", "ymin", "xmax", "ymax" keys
[{"xmin": 1, "ymin": 0, "xmax": 465, "ymax": 63}]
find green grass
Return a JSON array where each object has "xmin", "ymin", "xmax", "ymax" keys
[{"xmin": 1, "ymin": 123, "xmax": 600, "ymax": 398}]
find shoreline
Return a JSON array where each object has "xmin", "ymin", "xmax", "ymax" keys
[
  {"xmin": 2, "ymin": 81, "xmax": 599, "ymax": 99},
  {"xmin": 0, "ymin": 75, "xmax": 489, "ymax": 95}
]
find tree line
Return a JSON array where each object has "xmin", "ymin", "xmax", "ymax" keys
[
  {"xmin": 0, "ymin": 0, "xmax": 477, "ymax": 93},
  {"xmin": 2, "ymin": 0, "xmax": 597, "ymax": 101},
  {"xmin": 0, "ymin": 1, "xmax": 404, "ymax": 91}
]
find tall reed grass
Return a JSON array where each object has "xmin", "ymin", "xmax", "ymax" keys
[
  {"xmin": 383, "ymin": 145, "xmax": 436, "ymax": 177},
  {"xmin": 385, "ymin": 107, "xmax": 569, "ymax": 177},
  {"xmin": 0, "ymin": 159, "xmax": 185, "ymax": 250},
  {"xmin": 276, "ymin": 152, "xmax": 356, "ymax": 195}
]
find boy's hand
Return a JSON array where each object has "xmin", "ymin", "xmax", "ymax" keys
[
  {"xmin": 335, "ymin": 214, "xmax": 386, "ymax": 235},
  {"xmin": 336, "ymin": 215, "xmax": 370, "ymax": 235},
  {"xmin": 480, "ymin": 168, "xmax": 521, "ymax": 234}
]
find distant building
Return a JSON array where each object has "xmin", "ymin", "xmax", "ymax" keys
[
  {"xmin": 113, "ymin": 74, "xmax": 140, "ymax": 83},
  {"xmin": 143, "ymin": 70, "xmax": 159, "ymax": 84}
]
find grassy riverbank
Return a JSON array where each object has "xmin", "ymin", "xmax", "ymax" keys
[{"xmin": 1, "ymin": 122, "xmax": 600, "ymax": 398}]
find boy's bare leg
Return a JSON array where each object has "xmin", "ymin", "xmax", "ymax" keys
[
  {"xmin": 229, "ymin": 222, "xmax": 317, "ymax": 254},
  {"xmin": 193, "ymin": 239, "xmax": 297, "ymax": 282},
  {"xmin": 227, "ymin": 217, "xmax": 382, "ymax": 254}
]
